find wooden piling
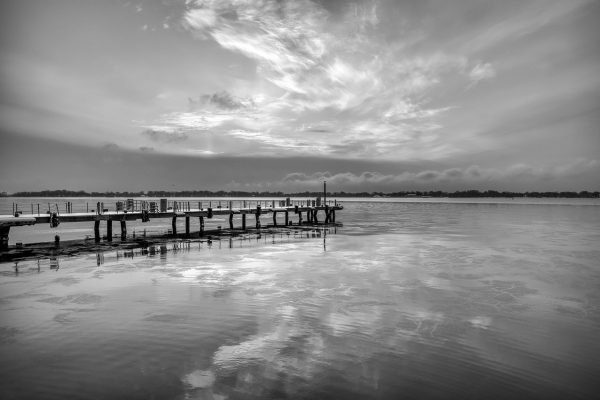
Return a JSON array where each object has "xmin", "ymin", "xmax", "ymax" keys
[
  {"xmin": 229, "ymin": 213, "xmax": 234, "ymax": 230},
  {"xmin": 285, "ymin": 211, "xmax": 289, "ymax": 225},
  {"xmin": 94, "ymin": 220, "xmax": 100, "ymax": 242},
  {"xmin": 273, "ymin": 211, "xmax": 277, "ymax": 226},
  {"xmin": 172, "ymin": 216, "xmax": 177, "ymax": 235},
  {"xmin": 0, "ymin": 226, "xmax": 10, "ymax": 250},
  {"xmin": 242, "ymin": 213, "xmax": 246, "ymax": 230},
  {"xmin": 185, "ymin": 216, "xmax": 190, "ymax": 236},
  {"xmin": 199, "ymin": 216, "xmax": 204, "ymax": 236},
  {"xmin": 120, "ymin": 220, "xmax": 127, "ymax": 239},
  {"xmin": 106, "ymin": 220, "xmax": 112, "ymax": 241}
]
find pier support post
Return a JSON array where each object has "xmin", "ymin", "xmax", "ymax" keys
[
  {"xmin": 0, "ymin": 226, "xmax": 9, "ymax": 250},
  {"xmin": 229, "ymin": 213, "xmax": 234, "ymax": 230},
  {"xmin": 242, "ymin": 214, "xmax": 246, "ymax": 230},
  {"xmin": 94, "ymin": 220, "xmax": 100, "ymax": 242},
  {"xmin": 324, "ymin": 206, "xmax": 330, "ymax": 223},
  {"xmin": 256, "ymin": 205, "xmax": 261, "ymax": 229},
  {"xmin": 298, "ymin": 211, "xmax": 303, "ymax": 225},
  {"xmin": 313, "ymin": 209, "xmax": 318, "ymax": 223},
  {"xmin": 285, "ymin": 211, "xmax": 289, "ymax": 225},
  {"xmin": 332, "ymin": 210, "xmax": 335, "ymax": 223},
  {"xmin": 172, "ymin": 216, "xmax": 177, "ymax": 235},
  {"xmin": 199, "ymin": 216, "xmax": 204, "ymax": 236},
  {"xmin": 106, "ymin": 220, "xmax": 112, "ymax": 241},
  {"xmin": 120, "ymin": 220, "xmax": 127, "ymax": 240},
  {"xmin": 185, "ymin": 216, "xmax": 190, "ymax": 236},
  {"xmin": 273, "ymin": 211, "xmax": 277, "ymax": 226}
]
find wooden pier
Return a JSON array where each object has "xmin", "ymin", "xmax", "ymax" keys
[{"xmin": 0, "ymin": 198, "xmax": 342, "ymax": 249}]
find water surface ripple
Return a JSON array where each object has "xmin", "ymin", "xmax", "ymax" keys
[{"xmin": 1, "ymin": 199, "xmax": 599, "ymax": 399}]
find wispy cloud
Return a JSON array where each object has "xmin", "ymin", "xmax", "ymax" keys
[
  {"xmin": 462, "ymin": 0, "xmax": 590, "ymax": 53},
  {"xmin": 140, "ymin": 0, "xmax": 488, "ymax": 160},
  {"xmin": 469, "ymin": 62, "xmax": 496, "ymax": 84},
  {"xmin": 129, "ymin": 0, "xmax": 598, "ymax": 194}
]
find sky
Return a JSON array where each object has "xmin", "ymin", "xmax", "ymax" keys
[{"xmin": 1, "ymin": 0, "xmax": 599, "ymax": 193}]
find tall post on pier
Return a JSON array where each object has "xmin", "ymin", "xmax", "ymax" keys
[
  {"xmin": 285, "ymin": 211, "xmax": 289, "ymax": 225},
  {"xmin": 172, "ymin": 216, "xmax": 177, "ymax": 235},
  {"xmin": 199, "ymin": 216, "xmax": 204, "ymax": 236},
  {"xmin": 242, "ymin": 213, "xmax": 246, "ymax": 230},
  {"xmin": 273, "ymin": 211, "xmax": 277, "ymax": 226},
  {"xmin": 120, "ymin": 220, "xmax": 127, "ymax": 240},
  {"xmin": 324, "ymin": 180, "xmax": 326, "ymax": 205},
  {"xmin": 185, "ymin": 216, "xmax": 190, "ymax": 236},
  {"xmin": 229, "ymin": 213, "xmax": 234, "ymax": 230}
]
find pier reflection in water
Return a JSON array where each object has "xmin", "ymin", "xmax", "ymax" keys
[
  {"xmin": 6, "ymin": 227, "xmax": 335, "ymax": 271},
  {"xmin": 95, "ymin": 227, "xmax": 333, "ymax": 266}
]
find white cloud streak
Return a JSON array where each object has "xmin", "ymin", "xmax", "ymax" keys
[
  {"xmin": 140, "ymin": 0, "xmax": 491, "ymax": 160},
  {"xmin": 469, "ymin": 62, "xmax": 496, "ymax": 83},
  {"xmin": 462, "ymin": 0, "xmax": 590, "ymax": 53},
  {"xmin": 135, "ymin": 0, "xmax": 595, "ymax": 171}
]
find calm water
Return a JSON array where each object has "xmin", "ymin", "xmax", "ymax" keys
[{"xmin": 1, "ymin": 199, "xmax": 599, "ymax": 399}]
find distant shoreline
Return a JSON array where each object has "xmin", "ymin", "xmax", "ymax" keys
[{"xmin": 2, "ymin": 189, "xmax": 599, "ymax": 198}]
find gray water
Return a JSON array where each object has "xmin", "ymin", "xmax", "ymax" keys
[{"xmin": 1, "ymin": 199, "xmax": 599, "ymax": 399}]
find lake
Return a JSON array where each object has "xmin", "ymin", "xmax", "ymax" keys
[{"xmin": 1, "ymin": 198, "xmax": 599, "ymax": 399}]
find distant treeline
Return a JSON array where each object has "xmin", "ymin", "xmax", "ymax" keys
[{"xmin": 6, "ymin": 189, "xmax": 600, "ymax": 198}]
